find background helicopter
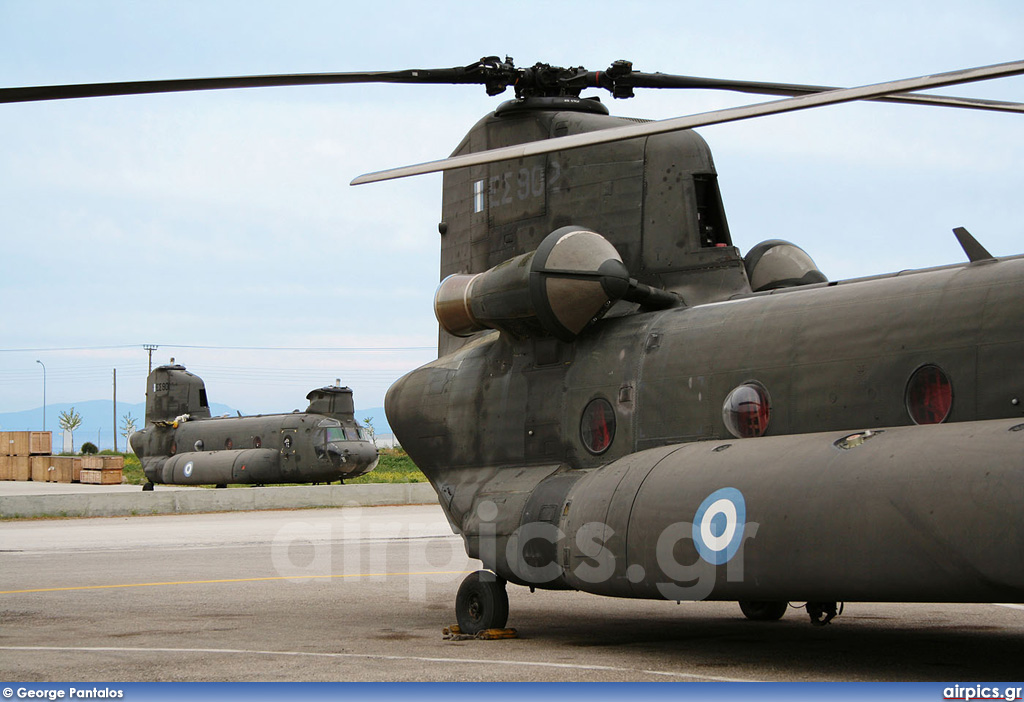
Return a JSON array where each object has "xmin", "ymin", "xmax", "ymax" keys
[
  {"xmin": 129, "ymin": 363, "xmax": 378, "ymax": 489},
  {"xmin": 2, "ymin": 5, "xmax": 1024, "ymax": 635}
]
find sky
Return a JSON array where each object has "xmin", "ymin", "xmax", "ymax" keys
[{"xmin": 0, "ymin": 0, "xmax": 1022, "ymax": 433}]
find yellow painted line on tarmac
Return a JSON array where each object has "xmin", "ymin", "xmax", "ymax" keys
[{"xmin": 0, "ymin": 569, "xmax": 474, "ymax": 595}]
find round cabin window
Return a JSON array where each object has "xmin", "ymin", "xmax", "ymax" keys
[
  {"xmin": 906, "ymin": 364, "xmax": 952, "ymax": 425},
  {"xmin": 722, "ymin": 383, "xmax": 771, "ymax": 439},
  {"xmin": 581, "ymin": 397, "xmax": 615, "ymax": 454}
]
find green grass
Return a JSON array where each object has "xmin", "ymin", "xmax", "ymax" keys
[
  {"xmin": 348, "ymin": 448, "xmax": 427, "ymax": 484},
  {"xmin": 101, "ymin": 449, "xmax": 145, "ymax": 484},
  {"xmin": 100, "ymin": 447, "xmax": 424, "ymax": 486}
]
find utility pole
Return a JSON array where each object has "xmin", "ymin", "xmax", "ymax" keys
[
  {"xmin": 143, "ymin": 344, "xmax": 159, "ymax": 374},
  {"xmin": 113, "ymin": 368, "xmax": 117, "ymax": 452},
  {"xmin": 35, "ymin": 360, "xmax": 45, "ymax": 432}
]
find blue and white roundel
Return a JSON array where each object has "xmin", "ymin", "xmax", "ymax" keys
[
  {"xmin": 692, "ymin": 487, "xmax": 746, "ymax": 565},
  {"xmin": 183, "ymin": 461, "xmax": 194, "ymax": 478}
]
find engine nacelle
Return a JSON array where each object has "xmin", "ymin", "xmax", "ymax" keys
[
  {"xmin": 744, "ymin": 239, "xmax": 827, "ymax": 292},
  {"xmin": 435, "ymin": 226, "xmax": 676, "ymax": 342}
]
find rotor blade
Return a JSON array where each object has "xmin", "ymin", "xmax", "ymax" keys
[
  {"xmin": 352, "ymin": 59, "xmax": 1024, "ymax": 185},
  {"xmin": 614, "ymin": 72, "xmax": 1024, "ymax": 114},
  {"xmin": 0, "ymin": 67, "xmax": 490, "ymax": 104}
]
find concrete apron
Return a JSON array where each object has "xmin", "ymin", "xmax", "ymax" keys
[{"xmin": 0, "ymin": 482, "xmax": 439, "ymax": 519}]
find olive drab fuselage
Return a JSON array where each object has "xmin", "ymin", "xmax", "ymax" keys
[
  {"xmin": 386, "ymin": 97, "xmax": 1024, "ymax": 605},
  {"xmin": 131, "ymin": 365, "xmax": 378, "ymax": 486}
]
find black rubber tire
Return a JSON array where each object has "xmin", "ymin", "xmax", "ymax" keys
[
  {"xmin": 455, "ymin": 570, "xmax": 509, "ymax": 634},
  {"xmin": 142, "ymin": 482, "xmax": 155, "ymax": 492},
  {"xmin": 739, "ymin": 600, "xmax": 789, "ymax": 621}
]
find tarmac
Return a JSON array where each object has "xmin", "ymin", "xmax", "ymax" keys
[
  {"xmin": 5, "ymin": 503, "xmax": 1024, "ymax": 681},
  {"xmin": 0, "ymin": 478, "xmax": 438, "ymax": 519}
]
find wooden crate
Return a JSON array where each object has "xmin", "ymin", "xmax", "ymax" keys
[
  {"xmin": 8, "ymin": 432, "xmax": 30, "ymax": 457},
  {"xmin": 29, "ymin": 431, "xmax": 52, "ymax": 455},
  {"xmin": 30, "ymin": 456, "xmax": 50, "ymax": 482},
  {"xmin": 80, "ymin": 455, "xmax": 105, "ymax": 470},
  {"xmin": 45, "ymin": 456, "xmax": 74, "ymax": 483},
  {"xmin": 101, "ymin": 455, "xmax": 125, "ymax": 470},
  {"xmin": 0, "ymin": 456, "xmax": 10, "ymax": 480},
  {"xmin": 80, "ymin": 468, "xmax": 122, "ymax": 485},
  {"xmin": 0, "ymin": 432, "xmax": 8, "ymax": 457},
  {"xmin": 11, "ymin": 456, "xmax": 30, "ymax": 481},
  {"xmin": 72, "ymin": 457, "xmax": 83, "ymax": 482}
]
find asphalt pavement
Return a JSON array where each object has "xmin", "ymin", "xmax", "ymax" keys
[{"xmin": 3, "ymin": 504, "xmax": 1024, "ymax": 682}]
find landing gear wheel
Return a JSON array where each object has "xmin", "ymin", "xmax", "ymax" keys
[
  {"xmin": 142, "ymin": 482, "xmax": 155, "ymax": 492},
  {"xmin": 455, "ymin": 570, "xmax": 509, "ymax": 634},
  {"xmin": 739, "ymin": 600, "xmax": 788, "ymax": 621}
]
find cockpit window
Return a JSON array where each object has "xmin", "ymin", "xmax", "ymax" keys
[{"xmin": 324, "ymin": 427, "xmax": 346, "ymax": 443}]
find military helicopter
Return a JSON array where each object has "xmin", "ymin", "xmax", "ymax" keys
[
  {"xmin": 5, "ymin": 57, "xmax": 1024, "ymax": 630},
  {"xmin": 129, "ymin": 363, "xmax": 378, "ymax": 489}
]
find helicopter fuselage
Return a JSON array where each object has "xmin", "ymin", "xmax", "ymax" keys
[
  {"xmin": 132, "ymin": 412, "xmax": 378, "ymax": 486},
  {"xmin": 387, "ymin": 253, "xmax": 1024, "ymax": 602},
  {"xmin": 131, "ymin": 365, "xmax": 378, "ymax": 486}
]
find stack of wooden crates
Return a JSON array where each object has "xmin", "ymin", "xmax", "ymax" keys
[{"xmin": 0, "ymin": 431, "xmax": 124, "ymax": 484}]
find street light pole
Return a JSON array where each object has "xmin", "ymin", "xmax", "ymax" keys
[{"xmin": 35, "ymin": 360, "xmax": 46, "ymax": 432}]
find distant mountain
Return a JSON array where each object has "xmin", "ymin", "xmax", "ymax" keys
[{"xmin": 0, "ymin": 401, "xmax": 391, "ymax": 451}]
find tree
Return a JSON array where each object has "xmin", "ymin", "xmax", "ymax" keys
[
  {"xmin": 362, "ymin": 416, "xmax": 375, "ymax": 441},
  {"xmin": 120, "ymin": 411, "xmax": 138, "ymax": 451},
  {"xmin": 58, "ymin": 407, "xmax": 83, "ymax": 453}
]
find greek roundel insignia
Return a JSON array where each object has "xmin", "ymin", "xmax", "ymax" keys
[
  {"xmin": 183, "ymin": 461, "xmax": 194, "ymax": 478},
  {"xmin": 692, "ymin": 487, "xmax": 746, "ymax": 565}
]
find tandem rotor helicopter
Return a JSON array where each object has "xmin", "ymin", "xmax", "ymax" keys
[
  {"xmin": 128, "ymin": 364, "xmax": 378, "ymax": 489},
  {"xmin": 5, "ymin": 55, "xmax": 1024, "ymax": 630}
]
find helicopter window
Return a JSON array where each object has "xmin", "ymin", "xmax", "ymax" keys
[
  {"xmin": 224, "ymin": 437, "xmax": 233, "ymax": 449},
  {"xmin": 906, "ymin": 364, "xmax": 953, "ymax": 425},
  {"xmin": 199, "ymin": 389, "xmax": 209, "ymax": 408},
  {"xmin": 323, "ymin": 427, "xmax": 346, "ymax": 443},
  {"xmin": 581, "ymin": 398, "xmax": 615, "ymax": 455},
  {"xmin": 722, "ymin": 383, "xmax": 771, "ymax": 439},
  {"xmin": 253, "ymin": 436, "xmax": 261, "ymax": 448},
  {"xmin": 193, "ymin": 439, "xmax": 203, "ymax": 452}
]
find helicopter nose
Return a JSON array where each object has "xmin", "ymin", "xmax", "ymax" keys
[
  {"xmin": 335, "ymin": 440, "xmax": 379, "ymax": 476},
  {"xmin": 350, "ymin": 441, "xmax": 378, "ymax": 466}
]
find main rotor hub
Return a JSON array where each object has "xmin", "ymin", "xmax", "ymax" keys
[
  {"xmin": 469, "ymin": 56, "xmax": 635, "ymax": 100},
  {"xmin": 493, "ymin": 96, "xmax": 610, "ymax": 117}
]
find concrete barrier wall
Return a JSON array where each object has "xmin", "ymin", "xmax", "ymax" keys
[{"xmin": 0, "ymin": 482, "xmax": 439, "ymax": 519}]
